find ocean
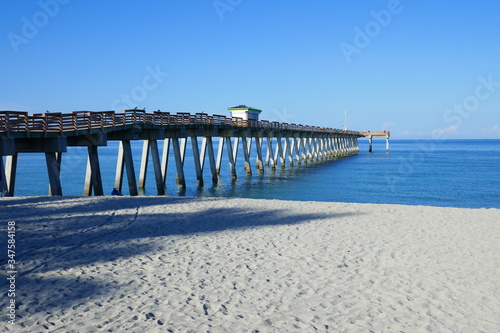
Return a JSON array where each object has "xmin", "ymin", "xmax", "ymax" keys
[{"xmin": 5, "ymin": 139, "xmax": 500, "ymax": 209}]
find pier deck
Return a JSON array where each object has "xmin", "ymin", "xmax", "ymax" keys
[{"xmin": 1, "ymin": 110, "xmax": 389, "ymax": 196}]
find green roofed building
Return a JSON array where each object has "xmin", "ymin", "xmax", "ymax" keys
[{"xmin": 228, "ymin": 105, "xmax": 262, "ymax": 121}]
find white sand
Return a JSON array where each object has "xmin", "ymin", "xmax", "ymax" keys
[{"xmin": 1, "ymin": 196, "xmax": 499, "ymax": 332}]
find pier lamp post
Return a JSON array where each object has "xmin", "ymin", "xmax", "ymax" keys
[{"xmin": 343, "ymin": 109, "xmax": 348, "ymax": 130}]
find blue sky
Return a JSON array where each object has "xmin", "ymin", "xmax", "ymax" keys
[{"xmin": 1, "ymin": 0, "xmax": 499, "ymax": 138}]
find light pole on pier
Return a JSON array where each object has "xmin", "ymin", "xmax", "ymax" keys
[{"xmin": 342, "ymin": 108, "xmax": 348, "ymax": 130}]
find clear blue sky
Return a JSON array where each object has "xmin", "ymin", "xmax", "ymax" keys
[{"xmin": 2, "ymin": 0, "xmax": 499, "ymax": 138}]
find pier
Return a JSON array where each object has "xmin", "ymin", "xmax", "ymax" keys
[
  {"xmin": 360, "ymin": 131, "xmax": 391, "ymax": 153},
  {"xmin": 1, "ymin": 108, "xmax": 389, "ymax": 196}
]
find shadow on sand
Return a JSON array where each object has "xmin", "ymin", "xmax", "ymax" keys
[{"xmin": 0, "ymin": 196, "xmax": 362, "ymax": 317}]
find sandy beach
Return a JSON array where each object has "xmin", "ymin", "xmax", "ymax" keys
[{"xmin": 1, "ymin": 196, "xmax": 498, "ymax": 332}]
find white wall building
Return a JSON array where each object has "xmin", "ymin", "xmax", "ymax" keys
[{"xmin": 228, "ymin": 105, "xmax": 262, "ymax": 121}]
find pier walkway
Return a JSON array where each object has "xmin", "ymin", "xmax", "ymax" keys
[{"xmin": 0, "ymin": 109, "xmax": 388, "ymax": 196}]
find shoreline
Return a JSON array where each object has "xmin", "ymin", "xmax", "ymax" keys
[
  {"xmin": 1, "ymin": 196, "xmax": 499, "ymax": 332},
  {"xmin": 2, "ymin": 194, "xmax": 499, "ymax": 210}
]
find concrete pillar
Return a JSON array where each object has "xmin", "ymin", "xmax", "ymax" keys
[
  {"xmin": 255, "ymin": 137, "xmax": 264, "ymax": 172},
  {"xmin": 293, "ymin": 137, "xmax": 301, "ymax": 165},
  {"xmin": 216, "ymin": 137, "xmax": 224, "ymax": 175},
  {"xmin": 191, "ymin": 136, "xmax": 204, "ymax": 187},
  {"xmin": 138, "ymin": 140, "xmax": 150, "ymax": 189},
  {"xmin": 205, "ymin": 137, "xmax": 218, "ymax": 182},
  {"xmin": 316, "ymin": 138, "xmax": 322, "ymax": 159},
  {"xmin": 266, "ymin": 136, "xmax": 276, "ymax": 169},
  {"xmin": 285, "ymin": 135, "xmax": 294, "ymax": 167},
  {"xmin": 161, "ymin": 138, "xmax": 170, "ymax": 185},
  {"xmin": 47, "ymin": 152, "xmax": 63, "ymax": 196},
  {"xmin": 325, "ymin": 137, "xmax": 332, "ymax": 157},
  {"xmin": 200, "ymin": 137, "xmax": 217, "ymax": 182},
  {"xmin": 47, "ymin": 152, "xmax": 61, "ymax": 196},
  {"xmin": 135, "ymin": 139, "xmax": 166, "ymax": 194},
  {"xmin": 0, "ymin": 157, "xmax": 7, "ymax": 195},
  {"xmin": 4, "ymin": 154, "xmax": 18, "ymax": 197},
  {"xmin": 84, "ymin": 146, "xmax": 103, "ymax": 196},
  {"xmin": 241, "ymin": 136, "xmax": 252, "ymax": 175},
  {"xmin": 172, "ymin": 138, "xmax": 186, "ymax": 189},
  {"xmin": 115, "ymin": 140, "xmax": 138, "ymax": 196},
  {"xmin": 305, "ymin": 137, "xmax": 312, "ymax": 161},
  {"xmin": 312, "ymin": 138, "xmax": 319, "ymax": 161},
  {"xmin": 226, "ymin": 137, "xmax": 237, "ymax": 179},
  {"xmin": 276, "ymin": 135, "xmax": 285, "ymax": 168},
  {"xmin": 149, "ymin": 140, "xmax": 165, "ymax": 195}
]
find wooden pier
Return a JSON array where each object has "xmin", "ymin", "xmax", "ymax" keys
[{"xmin": 0, "ymin": 109, "xmax": 388, "ymax": 196}]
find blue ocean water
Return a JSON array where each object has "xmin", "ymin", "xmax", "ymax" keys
[{"xmin": 5, "ymin": 139, "xmax": 500, "ymax": 209}]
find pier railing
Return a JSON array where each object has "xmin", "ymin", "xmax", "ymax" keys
[{"xmin": 0, "ymin": 110, "xmax": 362, "ymax": 137}]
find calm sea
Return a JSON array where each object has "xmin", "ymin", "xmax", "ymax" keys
[{"xmin": 5, "ymin": 139, "xmax": 500, "ymax": 209}]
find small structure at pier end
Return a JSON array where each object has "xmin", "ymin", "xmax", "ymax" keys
[{"xmin": 359, "ymin": 131, "xmax": 390, "ymax": 153}]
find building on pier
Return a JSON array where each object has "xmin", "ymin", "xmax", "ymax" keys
[{"xmin": 228, "ymin": 105, "xmax": 262, "ymax": 121}]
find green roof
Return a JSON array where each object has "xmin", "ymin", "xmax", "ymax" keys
[{"xmin": 228, "ymin": 105, "xmax": 262, "ymax": 113}]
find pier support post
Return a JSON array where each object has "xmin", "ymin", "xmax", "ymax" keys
[
  {"xmin": 137, "ymin": 139, "xmax": 167, "ymax": 194},
  {"xmin": 172, "ymin": 138, "xmax": 186, "ymax": 189},
  {"xmin": 0, "ymin": 157, "xmax": 7, "ymax": 195},
  {"xmin": 311, "ymin": 138, "xmax": 319, "ymax": 161},
  {"xmin": 241, "ymin": 136, "xmax": 252, "ymax": 175},
  {"xmin": 216, "ymin": 137, "xmax": 224, "ymax": 175},
  {"xmin": 293, "ymin": 137, "xmax": 301, "ymax": 165},
  {"xmin": 254, "ymin": 137, "xmax": 264, "ymax": 172},
  {"xmin": 369, "ymin": 135, "xmax": 373, "ymax": 153},
  {"xmin": 333, "ymin": 137, "xmax": 339, "ymax": 157},
  {"xmin": 114, "ymin": 140, "xmax": 138, "ymax": 196},
  {"xmin": 150, "ymin": 140, "xmax": 165, "ymax": 195},
  {"xmin": 324, "ymin": 137, "xmax": 331, "ymax": 158},
  {"xmin": 320, "ymin": 137, "xmax": 326, "ymax": 159},
  {"xmin": 226, "ymin": 137, "xmax": 237, "ymax": 179},
  {"xmin": 44, "ymin": 153, "xmax": 62, "ymax": 196},
  {"xmin": 161, "ymin": 138, "xmax": 171, "ymax": 188},
  {"xmin": 114, "ymin": 143, "xmax": 125, "ymax": 194},
  {"xmin": 285, "ymin": 135, "xmax": 294, "ymax": 167},
  {"xmin": 276, "ymin": 135, "xmax": 285, "ymax": 168},
  {"xmin": 300, "ymin": 137, "xmax": 307, "ymax": 162},
  {"xmin": 266, "ymin": 136, "xmax": 276, "ymax": 169},
  {"xmin": 305, "ymin": 138, "xmax": 312, "ymax": 162},
  {"xmin": 1, "ymin": 155, "xmax": 17, "ymax": 196},
  {"xmin": 84, "ymin": 146, "xmax": 103, "ymax": 196},
  {"xmin": 46, "ymin": 152, "xmax": 63, "ymax": 196},
  {"xmin": 320, "ymin": 137, "xmax": 327, "ymax": 159},
  {"xmin": 3, "ymin": 154, "xmax": 18, "ymax": 196},
  {"xmin": 202, "ymin": 137, "xmax": 218, "ymax": 182},
  {"xmin": 48, "ymin": 152, "xmax": 61, "ymax": 196},
  {"xmin": 46, "ymin": 152, "xmax": 62, "ymax": 196},
  {"xmin": 307, "ymin": 138, "xmax": 313, "ymax": 161},
  {"xmin": 191, "ymin": 136, "xmax": 204, "ymax": 187},
  {"xmin": 138, "ymin": 140, "xmax": 150, "ymax": 191}
]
